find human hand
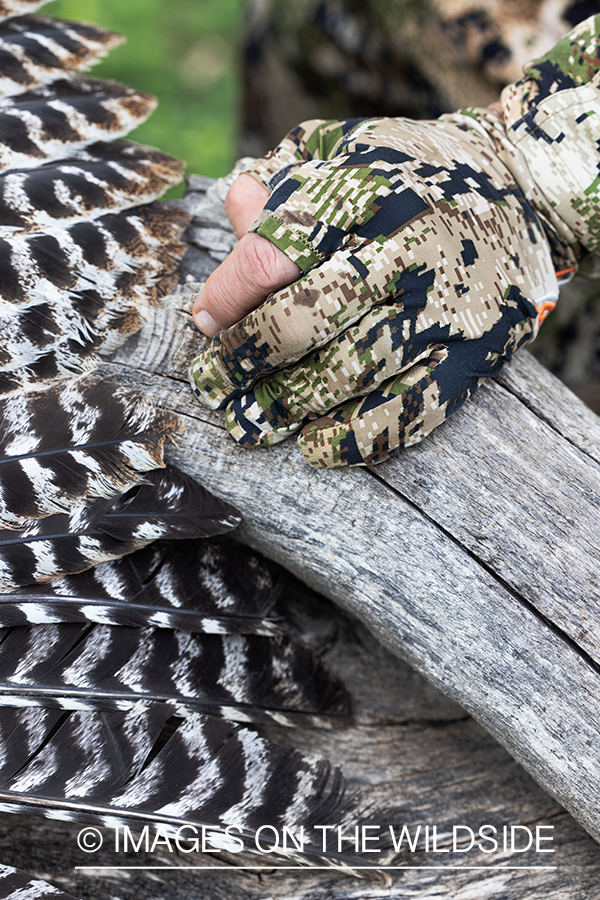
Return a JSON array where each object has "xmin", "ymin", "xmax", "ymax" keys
[
  {"xmin": 193, "ymin": 99, "xmax": 508, "ymax": 340},
  {"xmin": 188, "ymin": 111, "xmax": 570, "ymax": 468}
]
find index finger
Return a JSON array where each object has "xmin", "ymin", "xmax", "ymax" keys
[{"xmin": 192, "ymin": 232, "xmax": 301, "ymax": 338}]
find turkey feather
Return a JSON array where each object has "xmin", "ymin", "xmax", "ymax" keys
[
  {"xmin": 0, "ymin": 141, "xmax": 185, "ymax": 230},
  {"xmin": 0, "ymin": 619, "xmax": 349, "ymax": 726},
  {"xmin": 0, "ymin": 467, "xmax": 241, "ymax": 588},
  {"xmin": 0, "ymin": 3, "xmax": 50, "ymax": 21},
  {"xmin": 0, "ymin": 864, "xmax": 80, "ymax": 900},
  {"xmin": 0, "ymin": 540, "xmax": 284, "ymax": 634},
  {"xmin": 0, "ymin": 77, "xmax": 158, "ymax": 173},
  {"xmin": 0, "ymin": 205, "xmax": 189, "ymax": 389},
  {"xmin": 0, "ymin": 706, "xmax": 380, "ymax": 870},
  {"xmin": 0, "ymin": 371, "xmax": 185, "ymax": 529},
  {"xmin": 0, "ymin": 17, "xmax": 124, "ymax": 98},
  {"xmin": 0, "ymin": 2, "xmax": 372, "ymax": 874}
]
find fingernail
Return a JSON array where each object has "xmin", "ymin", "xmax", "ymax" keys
[{"xmin": 194, "ymin": 309, "xmax": 220, "ymax": 337}]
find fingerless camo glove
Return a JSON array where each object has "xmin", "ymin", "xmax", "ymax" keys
[{"xmin": 190, "ymin": 15, "xmax": 599, "ymax": 469}]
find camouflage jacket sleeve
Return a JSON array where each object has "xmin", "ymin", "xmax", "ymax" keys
[
  {"xmin": 242, "ymin": 118, "xmax": 373, "ymax": 189},
  {"xmin": 190, "ymin": 15, "xmax": 599, "ymax": 470}
]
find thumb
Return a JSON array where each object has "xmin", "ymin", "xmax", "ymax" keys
[{"xmin": 193, "ymin": 232, "xmax": 301, "ymax": 337}]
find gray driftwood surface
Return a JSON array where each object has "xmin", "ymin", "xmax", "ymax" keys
[{"xmin": 76, "ymin": 172, "xmax": 600, "ymax": 894}]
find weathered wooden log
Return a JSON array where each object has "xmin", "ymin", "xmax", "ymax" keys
[{"xmin": 108, "ymin": 174, "xmax": 600, "ymax": 850}]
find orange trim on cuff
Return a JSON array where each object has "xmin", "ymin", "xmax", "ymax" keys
[{"xmin": 536, "ymin": 300, "xmax": 557, "ymax": 323}]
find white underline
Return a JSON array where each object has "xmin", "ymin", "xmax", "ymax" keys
[{"xmin": 75, "ymin": 865, "xmax": 558, "ymax": 871}]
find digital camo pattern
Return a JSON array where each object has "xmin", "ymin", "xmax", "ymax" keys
[
  {"xmin": 501, "ymin": 13, "xmax": 600, "ymax": 255},
  {"xmin": 190, "ymin": 106, "xmax": 575, "ymax": 467}
]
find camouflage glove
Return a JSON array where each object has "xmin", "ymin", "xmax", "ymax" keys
[{"xmin": 189, "ymin": 17, "xmax": 600, "ymax": 468}]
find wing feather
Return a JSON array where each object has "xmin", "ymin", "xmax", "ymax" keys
[
  {"xmin": 0, "ymin": 541, "xmax": 284, "ymax": 634},
  {"xmin": 0, "ymin": 864, "xmax": 80, "ymax": 900},
  {"xmin": 0, "ymin": 77, "xmax": 158, "ymax": 173},
  {"xmin": 0, "ymin": 16, "xmax": 124, "ymax": 97},
  {"xmin": 0, "ymin": 706, "xmax": 376, "ymax": 869}
]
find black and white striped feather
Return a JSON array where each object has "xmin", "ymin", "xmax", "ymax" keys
[
  {"xmin": 0, "ymin": 5, "xmax": 241, "ymax": 587},
  {"xmin": 0, "ymin": 465, "xmax": 240, "ymax": 589},
  {"xmin": 0, "ymin": 76, "xmax": 157, "ymax": 173},
  {"xmin": 0, "ymin": 371, "xmax": 185, "ymax": 529},
  {"xmin": 0, "ymin": 864, "xmax": 80, "ymax": 900},
  {"xmin": 0, "ymin": 705, "xmax": 380, "ymax": 870},
  {"xmin": 0, "ymin": 540, "xmax": 284, "ymax": 634},
  {"xmin": 0, "ymin": 205, "xmax": 189, "ymax": 391},
  {"xmin": 0, "ymin": 16, "xmax": 123, "ymax": 98},
  {"xmin": 0, "ymin": 620, "xmax": 349, "ymax": 726},
  {"xmin": 0, "ymin": 3, "xmax": 48, "ymax": 22}
]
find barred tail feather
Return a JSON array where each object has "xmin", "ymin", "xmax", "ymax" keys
[
  {"xmin": 0, "ymin": 2, "xmax": 50, "ymax": 21},
  {"xmin": 0, "ymin": 619, "xmax": 349, "ymax": 726},
  {"xmin": 0, "ymin": 540, "xmax": 285, "ymax": 634},
  {"xmin": 0, "ymin": 706, "xmax": 382, "ymax": 870},
  {"xmin": 0, "ymin": 17, "xmax": 124, "ymax": 98},
  {"xmin": 0, "ymin": 467, "xmax": 241, "ymax": 588},
  {"xmin": 0, "ymin": 77, "xmax": 158, "ymax": 173}
]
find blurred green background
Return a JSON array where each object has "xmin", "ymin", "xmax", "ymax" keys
[{"xmin": 49, "ymin": 0, "xmax": 245, "ymax": 195}]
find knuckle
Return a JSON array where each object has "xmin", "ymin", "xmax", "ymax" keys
[{"xmin": 238, "ymin": 234, "xmax": 282, "ymax": 291}]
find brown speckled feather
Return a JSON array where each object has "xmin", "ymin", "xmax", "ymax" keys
[
  {"xmin": 0, "ymin": 77, "xmax": 158, "ymax": 173},
  {"xmin": 0, "ymin": 16, "xmax": 124, "ymax": 97}
]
